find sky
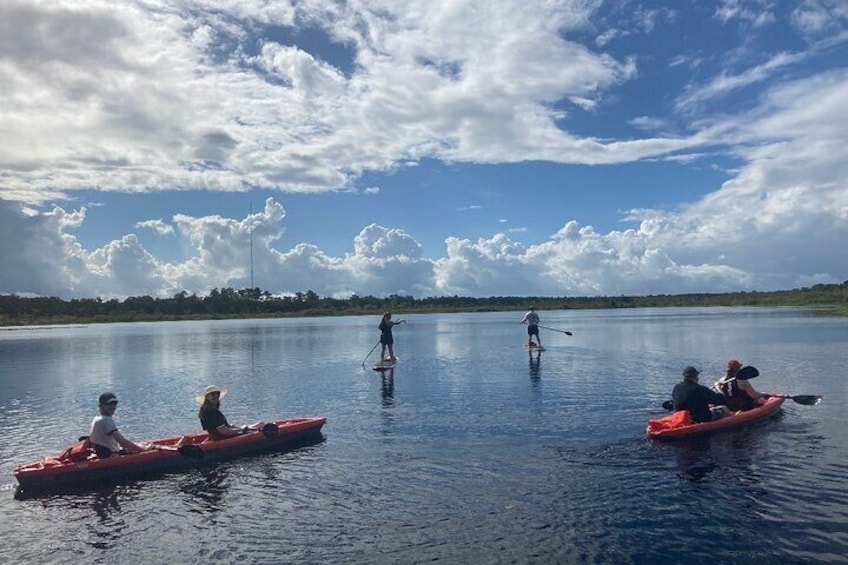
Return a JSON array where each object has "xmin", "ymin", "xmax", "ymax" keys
[{"xmin": 1, "ymin": 0, "xmax": 846, "ymax": 300}]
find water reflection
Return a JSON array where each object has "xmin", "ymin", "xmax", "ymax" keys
[
  {"xmin": 528, "ymin": 350, "xmax": 542, "ymax": 384},
  {"xmin": 659, "ymin": 418, "xmax": 781, "ymax": 483},
  {"xmin": 179, "ymin": 467, "xmax": 231, "ymax": 514},
  {"xmin": 380, "ymin": 369, "xmax": 395, "ymax": 406}
]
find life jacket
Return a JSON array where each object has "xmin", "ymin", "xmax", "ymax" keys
[
  {"xmin": 647, "ymin": 410, "xmax": 695, "ymax": 433},
  {"xmin": 59, "ymin": 437, "xmax": 93, "ymax": 462},
  {"xmin": 718, "ymin": 377, "xmax": 756, "ymax": 411}
]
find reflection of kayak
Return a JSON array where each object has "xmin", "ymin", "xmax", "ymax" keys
[
  {"xmin": 14, "ymin": 417, "xmax": 326, "ymax": 495},
  {"xmin": 646, "ymin": 396, "xmax": 785, "ymax": 441}
]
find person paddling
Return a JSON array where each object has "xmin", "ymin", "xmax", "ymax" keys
[
  {"xmin": 196, "ymin": 385, "xmax": 264, "ymax": 440},
  {"xmin": 519, "ymin": 306, "xmax": 542, "ymax": 348},
  {"xmin": 378, "ymin": 312, "xmax": 405, "ymax": 363},
  {"xmin": 672, "ymin": 366, "xmax": 729, "ymax": 423},
  {"xmin": 89, "ymin": 392, "xmax": 152, "ymax": 458},
  {"xmin": 713, "ymin": 360, "xmax": 770, "ymax": 411}
]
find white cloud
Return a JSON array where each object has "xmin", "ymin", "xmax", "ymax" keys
[
  {"xmin": 136, "ymin": 219, "xmax": 175, "ymax": 236},
  {"xmin": 0, "ymin": 0, "xmax": 701, "ymax": 204}
]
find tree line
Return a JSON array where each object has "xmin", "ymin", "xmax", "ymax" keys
[{"xmin": 1, "ymin": 282, "xmax": 846, "ymax": 326}]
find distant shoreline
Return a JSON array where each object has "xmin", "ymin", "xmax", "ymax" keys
[{"xmin": 2, "ymin": 282, "xmax": 846, "ymax": 328}]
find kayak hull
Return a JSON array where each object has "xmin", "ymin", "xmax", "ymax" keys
[
  {"xmin": 13, "ymin": 417, "xmax": 325, "ymax": 495},
  {"xmin": 647, "ymin": 396, "xmax": 785, "ymax": 441}
]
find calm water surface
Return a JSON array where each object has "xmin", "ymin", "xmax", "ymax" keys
[{"xmin": 1, "ymin": 308, "xmax": 847, "ymax": 564}]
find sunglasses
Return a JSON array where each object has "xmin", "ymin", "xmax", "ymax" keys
[{"xmin": 104, "ymin": 400, "xmax": 119, "ymax": 406}]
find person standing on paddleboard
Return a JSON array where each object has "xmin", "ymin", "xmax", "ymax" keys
[
  {"xmin": 379, "ymin": 312, "xmax": 405, "ymax": 363},
  {"xmin": 519, "ymin": 306, "xmax": 542, "ymax": 348}
]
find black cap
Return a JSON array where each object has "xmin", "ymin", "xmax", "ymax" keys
[
  {"xmin": 682, "ymin": 366, "xmax": 699, "ymax": 378},
  {"xmin": 98, "ymin": 392, "xmax": 118, "ymax": 405}
]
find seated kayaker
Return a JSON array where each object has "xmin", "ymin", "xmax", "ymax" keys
[
  {"xmin": 196, "ymin": 385, "xmax": 265, "ymax": 440},
  {"xmin": 713, "ymin": 360, "xmax": 770, "ymax": 412},
  {"xmin": 672, "ymin": 366, "xmax": 729, "ymax": 423},
  {"xmin": 89, "ymin": 392, "xmax": 153, "ymax": 458}
]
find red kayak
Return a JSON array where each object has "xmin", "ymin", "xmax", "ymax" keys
[
  {"xmin": 646, "ymin": 396, "xmax": 785, "ymax": 440},
  {"xmin": 14, "ymin": 417, "xmax": 325, "ymax": 495}
]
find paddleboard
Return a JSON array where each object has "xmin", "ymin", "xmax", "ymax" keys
[
  {"xmin": 372, "ymin": 356, "xmax": 400, "ymax": 371},
  {"xmin": 524, "ymin": 344, "xmax": 546, "ymax": 352}
]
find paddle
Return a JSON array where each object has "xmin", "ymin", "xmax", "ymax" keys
[
  {"xmin": 661, "ymin": 394, "xmax": 822, "ymax": 410},
  {"xmin": 361, "ymin": 341, "xmax": 380, "ymax": 368},
  {"xmin": 538, "ymin": 325, "xmax": 573, "ymax": 336},
  {"xmin": 151, "ymin": 444, "xmax": 205, "ymax": 459},
  {"xmin": 258, "ymin": 422, "xmax": 280, "ymax": 435},
  {"xmin": 766, "ymin": 394, "xmax": 822, "ymax": 406}
]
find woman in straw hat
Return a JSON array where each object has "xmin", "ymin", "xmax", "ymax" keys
[{"xmin": 196, "ymin": 385, "xmax": 264, "ymax": 440}]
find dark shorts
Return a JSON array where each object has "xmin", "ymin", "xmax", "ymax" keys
[
  {"xmin": 92, "ymin": 444, "xmax": 124, "ymax": 458},
  {"xmin": 527, "ymin": 325, "xmax": 539, "ymax": 336},
  {"xmin": 381, "ymin": 334, "xmax": 393, "ymax": 345}
]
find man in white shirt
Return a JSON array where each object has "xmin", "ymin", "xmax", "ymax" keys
[
  {"xmin": 89, "ymin": 392, "xmax": 151, "ymax": 458},
  {"xmin": 519, "ymin": 306, "xmax": 542, "ymax": 348}
]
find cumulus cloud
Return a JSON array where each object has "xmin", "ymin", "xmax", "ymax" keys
[
  {"xmin": 136, "ymin": 220, "xmax": 174, "ymax": 236},
  {"xmin": 0, "ymin": 0, "xmax": 701, "ymax": 204},
  {"xmin": 0, "ymin": 1, "xmax": 845, "ymax": 300}
]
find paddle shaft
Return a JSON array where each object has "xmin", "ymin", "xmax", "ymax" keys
[
  {"xmin": 538, "ymin": 325, "xmax": 573, "ymax": 336},
  {"xmin": 361, "ymin": 341, "xmax": 380, "ymax": 367},
  {"xmin": 661, "ymin": 394, "xmax": 821, "ymax": 410}
]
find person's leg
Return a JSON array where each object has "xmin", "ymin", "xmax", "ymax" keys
[{"xmin": 388, "ymin": 344, "xmax": 395, "ymax": 362}]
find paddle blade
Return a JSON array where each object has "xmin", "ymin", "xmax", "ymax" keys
[
  {"xmin": 565, "ymin": 331, "xmax": 573, "ymax": 336},
  {"xmin": 736, "ymin": 366, "xmax": 759, "ymax": 380},
  {"xmin": 661, "ymin": 400, "xmax": 674, "ymax": 411},
  {"xmin": 177, "ymin": 444, "xmax": 205, "ymax": 459},
  {"xmin": 261, "ymin": 423, "xmax": 280, "ymax": 435},
  {"xmin": 790, "ymin": 395, "xmax": 822, "ymax": 406}
]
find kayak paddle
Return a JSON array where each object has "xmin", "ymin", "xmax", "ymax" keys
[
  {"xmin": 151, "ymin": 444, "xmax": 205, "ymax": 459},
  {"xmin": 661, "ymin": 394, "xmax": 822, "ymax": 411},
  {"xmin": 538, "ymin": 325, "xmax": 573, "ymax": 336},
  {"xmin": 768, "ymin": 394, "xmax": 822, "ymax": 406}
]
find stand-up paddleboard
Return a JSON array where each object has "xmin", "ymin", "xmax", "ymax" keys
[
  {"xmin": 524, "ymin": 344, "xmax": 546, "ymax": 352},
  {"xmin": 372, "ymin": 356, "xmax": 400, "ymax": 371}
]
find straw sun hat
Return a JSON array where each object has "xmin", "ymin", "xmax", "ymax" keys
[{"xmin": 195, "ymin": 385, "xmax": 228, "ymax": 404}]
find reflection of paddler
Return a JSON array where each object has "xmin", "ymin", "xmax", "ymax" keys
[{"xmin": 378, "ymin": 312, "xmax": 406, "ymax": 363}]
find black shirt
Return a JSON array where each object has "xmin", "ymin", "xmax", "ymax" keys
[
  {"xmin": 672, "ymin": 379, "xmax": 728, "ymax": 423},
  {"xmin": 199, "ymin": 405, "xmax": 230, "ymax": 438}
]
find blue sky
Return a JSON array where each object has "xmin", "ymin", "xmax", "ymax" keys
[{"xmin": 1, "ymin": 0, "xmax": 846, "ymax": 299}]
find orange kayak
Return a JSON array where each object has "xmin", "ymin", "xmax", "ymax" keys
[
  {"xmin": 646, "ymin": 396, "xmax": 785, "ymax": 441},
  {"xmin": 14, "ymin": 417, "xmax": 325, "ymax": 495}
]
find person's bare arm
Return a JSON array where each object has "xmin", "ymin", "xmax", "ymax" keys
[{"xmin": 111, "ymin": 430, "xmax": 150, "ymax": 453}]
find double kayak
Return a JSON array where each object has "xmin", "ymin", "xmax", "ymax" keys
[
  {"xmin": 14, "ymin": 416, "xmax": 326, "ymax": 495},
  {"xmin": 646, "ymin": 396, "xmax": 785, "ymax": 441}
]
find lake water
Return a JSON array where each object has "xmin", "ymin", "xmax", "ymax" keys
[{"xmin": 1, "ymin": 307, "xmax": 847, "ymax": 564}]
